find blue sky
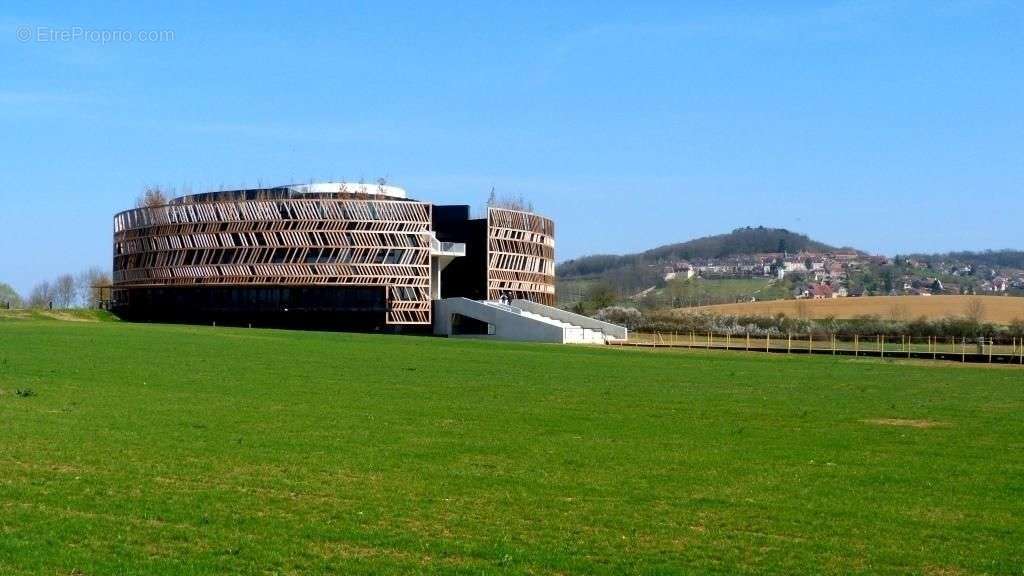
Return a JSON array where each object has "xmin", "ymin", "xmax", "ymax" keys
[{"xmin": 1, "ymin": 1, "xmax": 1021, "ymax": 295}]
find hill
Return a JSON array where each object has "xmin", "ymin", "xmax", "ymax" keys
[
  {"xmin": 684, "ymin": 295, "xmax": 1024, "ymax": 324},
  {"xmin": 557, "ymin": 228, "xmax": 1024, "ymax": 313},
  {"xmin": 1, "ymin": 317, "xmax": 1022, "ymax": 573},
  {"xmin": 559, "ymin": 227, "xmax": 838, "ymax": 279},
  {"xmin": 557, "ymin": 227, "xmax": 843, "ymax": 296}
]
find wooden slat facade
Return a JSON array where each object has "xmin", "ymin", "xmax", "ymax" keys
[
  {"xmin": 113, "ymin": 198, "xmax": 433, "ymax": 325},
  {"xmin": 486, "ymin": 207, "xmax": 556, "ymax": 306}
]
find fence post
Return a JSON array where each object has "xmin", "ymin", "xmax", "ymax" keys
[
  {"xmin": 707, "ymin": 331, "xmax": 711, "ymax": 350},
  {"xmin": 787, "ymin": 333, "xmax": 792, "ymax": 354},
  {"xmin": 746, "ymin": 332, "xmax": 750, "ymax": 351},
  {"xmin": 961, "ymin": 337, "xmax": 966, "ymax": 363},
  {"xmin": 854, "ymin": 334, "xmax": 859, "ymax": 357},
  {"xmin": 907, "ymin": 335, "xmax": 911, "ymax": 359},
  {"xmin": 766, "ymin": 333, "xmax": 771, "ymax": 353},
  {"xmin": 726, "ymin": 333, "xmax": 731, "ymax": 350},
  {"xmin": 832, "ymin": 333, "xmax": 836, "ymax": 355},
  {"xmin": 808, "ymin": 332, "xmax": 813, "ymax": 354},
  {"xmin": 879, "ymin": 335, "xmax": 884, "ymax": 359},
  {"xmin": 989, "ymin": 337, "xmax": 993, "ymax": 364}
]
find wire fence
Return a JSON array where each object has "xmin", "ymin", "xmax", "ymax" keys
[{"xmin": 619, "ymin": 331, "xmax": 1024, "ymax": 365}]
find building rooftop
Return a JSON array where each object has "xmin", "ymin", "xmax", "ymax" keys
[
  {"xmin": 167, "ymin": 182, "xmax": 410, "ymax": 205},
  {"xmin": 285, "ymin": 182, "xmax": 407, "ymax": 199}
]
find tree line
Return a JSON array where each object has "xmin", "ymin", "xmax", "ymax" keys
[
  {"xmin": 905, "ymin": 250, "xmax": 1024, "ymax": 270},
  {"xmin": 593, "ymin": 305, "xmax": 1024, "ymax": 340},
  {"xmin": 2, "ymin": 268, "xmax": 112, "ymax": 310}
]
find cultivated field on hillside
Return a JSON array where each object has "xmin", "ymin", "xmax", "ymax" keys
[
  {"xmin": 648, "ymin": 278, "xmax": 793, "ymax": 308},
  {"xmin": 683, "ymin": 294, "xmax": 1024, "ymax": 324},
  {"xmin": 1, "ymin": 315, "xmax": 1022, "ymax": 574}
]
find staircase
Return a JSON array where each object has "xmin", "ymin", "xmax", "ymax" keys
[
  {"xmin": 487, "ymin": 302, "xmax": 608, "ymax": 344},
  {"xmin": 433, "ymin": 298, "xmax": 628, "ymax": 344}
]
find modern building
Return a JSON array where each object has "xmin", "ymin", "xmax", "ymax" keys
[{"xmin": 112, "ymin": 182, "xmax": 557, "ymax": 332}]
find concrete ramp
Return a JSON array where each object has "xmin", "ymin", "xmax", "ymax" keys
[
  {"xmin": 433, "ymin": 298, "xmax": 625, "ymax": 344},
  {"xmin": 511, "ymin": 299, "xmax": 628, "ymax": 341}
]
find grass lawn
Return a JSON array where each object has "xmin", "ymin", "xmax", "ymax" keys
[{"xmin": 1, "ymin": 316, "xmax": 1022, "ymax": 574}]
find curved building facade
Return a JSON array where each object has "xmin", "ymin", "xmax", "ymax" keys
[
  {"xmin": 486, "ymin": 208, "xmax": 555, "ymax": 305},
  {"xmin": 112, "ymin": 183, "xmax": 555, "ymax": 329}
]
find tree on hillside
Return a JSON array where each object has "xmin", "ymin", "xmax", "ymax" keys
[
  {"xmin": 76, "ymin": 267, "xmax": 112, "ymax": 308},
  {"xmin": 584, "ymin": 282, "xmax": 617, "ymax": 311},
  {"xmin": 27, "ymin": 281, "xmax": 54, "ymax": 309},
  {"xmin": 908, "ymin": 249, "xmax": 1024, "ymax": 270},
  {"xmin": 136, "ymin": 185, "xmax": 171, "ymax": 208},
  {"xmin": 883, "ymin": 269, "xmax": 894, "ymax": 293},
  {"xmin": 0, "ymin": 282, "xmax": 23, "ymax": 308},
  {"xmin": 53, "ymin": 274, "xmax": 77, "ymax": 309}
]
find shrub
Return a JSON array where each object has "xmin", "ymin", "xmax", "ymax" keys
[
  {"xmin": 594, "ymin": 306, "xmax": 643, "ymax": 329},
  {"xmin": 616, "ymin": 308, "xmax": 1014, "ymax": 340},
  {"xmin": 1008, "ymin": 318, "xmax": 1024, "ymax": 337}
]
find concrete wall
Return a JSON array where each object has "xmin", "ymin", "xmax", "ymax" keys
[
  {"xmin": 434, "ymin": 298, "xmax": 566, "ymax": 343},
  {"xmin": 511, "ymin": 299, "xmax": 628, "ymax": 340}
]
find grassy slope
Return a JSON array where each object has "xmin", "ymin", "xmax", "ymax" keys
[
  {"xmin": 658, "ymin": 278, "xmax": 791, "ymax": 306},
  {"xmin": 558, "ymin": 278, "xmax": 789, "ymax": 309},
  {"xmin": 0, "ymin": 308, "xmax": 118, "ymax": 322},
  {"xmin": 684, "ymin": 295, "xmax": 1024, "ymax": 324},
  {"xmin": 554, "ymin": 278, "xmax": 598, "ymax": 308},
  {"xmin": 1, "ymin": 319, "xmax": 1022, "ymax": 575}
]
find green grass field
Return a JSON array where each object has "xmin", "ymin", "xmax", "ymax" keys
[
  {"xmin": 658, "ymin": 277, "xmax": 792, "ymax": 308},
  {"xmin": 1, "ymin": 316, "xmax": 1023, "ymax": 574}
]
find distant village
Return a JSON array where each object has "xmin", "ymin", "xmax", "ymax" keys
[{"xmin": 661, "ymin": 251, "xmax": 1024, "ymax": 301}]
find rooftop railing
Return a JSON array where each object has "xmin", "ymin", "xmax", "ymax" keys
[{"xmin": 430, "ymin": 238, "xmax": 467, "ymax": 256}]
